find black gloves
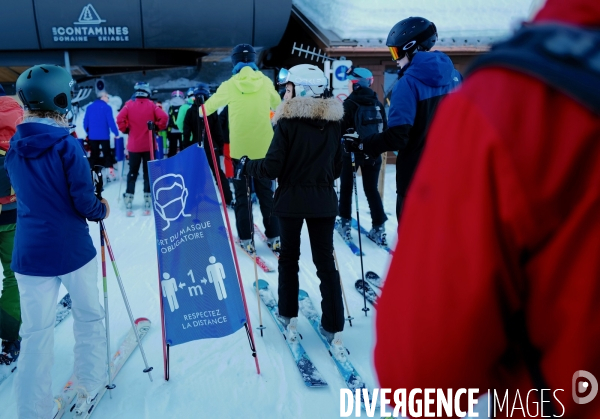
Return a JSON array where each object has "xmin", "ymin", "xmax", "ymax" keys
[
  {"xmin": 342, "ymin": 130, "xmax": 363, "ymax": 153},
  {"xmin": 234, "ymin": 156, "xmax": 249, "ymax": 180}
]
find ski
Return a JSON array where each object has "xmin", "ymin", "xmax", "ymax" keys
[
  {"xmin": 253, "ymin": 224, "xmax": 280, "ymax": 259},
  {"xmin": 364, "ymin": 271, "xmax": 384, "ymax": 289},
  {"xmin": 350, "ymin": 218, "xmax": 393, "ymax": 254},
  {"xmin": 1, "ymin": 294, "xmax": 73, "ymax": 386},
  {"xmin": 234, "ymin": 237, "xmax": 275, "ymax": 273},
  {"xmin": 254, "ymin": 279, "xmax": 327, "ymax": 387},
  {"xmin": 334, "ymin": 222, "xmax": 364, "ymax": 256},
  {"xmin": 55, "ymin": 293, "xmax": 73, "ymax": 327},
  {"xmin": 297, "ymin": 289, "xmax": 375, "ymax": 409},
  {"xmin": 355, "ymin": 279, "xmax": 378, "ymax": 307},
  {"xmin": 53, "ymin": 317, "xmax": 151, "ymax": 419}
]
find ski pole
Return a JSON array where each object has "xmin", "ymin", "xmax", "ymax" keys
[
  {"xmin": 199, "ymin": 99, "xmax": 260, "ymax": 374},
  {"xmin": 117, "ymin": 159, "xmax": 125, "ymax": 203},
  {"xmin": 147, "ymin": 121, "xmax": 155, "ymax": 161},
  {"xmin": 92, "ymin": 166, "xmax": 116, "ymax": 397},
  {"xmin": 351, "ymin": 151, "xmax": 369, "ymax": 316},
  {"xmin": 333, "ymin": 249, "xmax": 353, "ymax": 326},
  {"xmin": 246, "ymin": 176, "xmax": 266, "ymax": 337},
  {"xmin": 101, "ymin": 222, "xmax": 154, "ymax": 382}
]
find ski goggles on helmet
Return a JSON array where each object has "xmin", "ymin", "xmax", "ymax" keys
[
  {"xmin": 346, "ymin": 67, "xmax": 374, "ymax": 85},
  {"xmin": 277, "ymin": 68, "xmax": 290, "ymax": 85}
]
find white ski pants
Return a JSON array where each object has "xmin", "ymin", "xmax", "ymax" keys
[{"xmin": 14, "ymin": 257, "xmax": 107, "ymax": 419}]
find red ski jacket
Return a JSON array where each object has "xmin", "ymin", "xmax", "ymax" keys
[
  {"xmin": 0, "ymin": 96, "xmax": 23, "ymax": 152},
  {"xmin": 374, "ymin": 0, "xmax": 600, "ymax": 417},
  {"xmin": 117, "ymin": 98, "xmax": 167, "ymax": 153}
]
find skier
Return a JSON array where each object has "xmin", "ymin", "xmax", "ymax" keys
[
  {"xmin": 5, "ymin": 64, "xmax": 110, "ymax": 418},
  {"xmin": 0, "ymin": 84, "xmax": 22, "ymax": 367},
  {"xmin": 183, "ymin": 84, "xmax": 233, "ymax": 205},
  {"xmin": 83, "ymin": 90, "xmax": 120, "ymax": 180},
  {"xmin": 343, "ymin": 17, "xmax": 462, "ymax": 218},
  {"xmin": 203, "ymin": 44, "xmax": 281, "ymax": 255},
  {"xmin": 175, "ymin": 87, "xmax": 195, "ymax": 134},
  {"xmin": 375, "ymin": 0, "xmax": 600, "ymax": 416},
  {"xmin": 236, "ymin": 64, "xmax": 346, "ymax": 358},
  {"xmin": 117, "ymin": 82, "xmax": 168, "ymax": 213},
  {"xmin": 166, "ymin": 90, "xmax": 185, "ymax": 157},
  {"xmin": 335, "ymin": 67, "xmax": 388, "ymax": 246}
]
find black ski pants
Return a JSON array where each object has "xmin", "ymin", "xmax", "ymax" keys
[
  {"xmin": 88, "ymin": 140, "xmax": 113, "ymax": 169},
  {"xmin": 167, "ymin": 132, "xmax": 181, "ymax": 157},
  {"xmin": 126, "ymin": 151, "xmax": 151, "ymax": 194},
  {"xmin": 205, "ymin": 147, "xmax": 233, "ymax": 206},
  {"xmin": 232, "ymin": 168, "xmax": 279, "ymax": 240},
  {"xmin": 338, "ymin": 153, "xmax": 388, "ymax": 227},
  {"xmin": 277, "ymin": 216, "xmax": 344, "ymax": 334}
]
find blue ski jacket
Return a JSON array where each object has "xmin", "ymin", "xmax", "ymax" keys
[
  {"xmin": 83, "ymin": 99, "xmax": 119, "ymax": 140},
  {"xmin": 362, "ymin": 51, "xmax": 462, "ymax": 196},
  {"xmin": 5, "ymin": 120, "xmax": 106, "ymax": 276}
]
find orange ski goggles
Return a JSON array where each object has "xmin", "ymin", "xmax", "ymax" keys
[{"xmin": 388, "ymin": 46, "xmax": 402, "ymax": 61}]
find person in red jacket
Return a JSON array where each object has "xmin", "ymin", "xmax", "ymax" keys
[
  {"xmin": 117, "ymin": 82, "xmax": 168, "ymax": 212},
  {"xmin": 374, "ymin": 0, "xmax": 600, "ymax": 417}
]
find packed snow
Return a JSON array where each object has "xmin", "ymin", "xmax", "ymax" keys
[{"xmin": 0, "ymin": 162, "xmax": 400, "ymax": 418}]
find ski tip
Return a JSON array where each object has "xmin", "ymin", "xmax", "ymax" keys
[
  {"xmin": 134, "ymin": 317, "xmax": 151, "ymax": 325},
  {"xmin": 298, "ymin": 289, "xmax": 309, "ymax": 300},
  {"xmin": 255, "ymin": 279, "xmax": 269, "ymax": 290},
  {"xmin": 366, "ymin": 271, "xmax": 380, "ymax": 279}
]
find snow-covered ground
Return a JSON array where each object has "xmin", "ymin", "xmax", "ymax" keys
[{"xmin": 0, "ymin": 162, "xmax": 399, "ymax": 418}]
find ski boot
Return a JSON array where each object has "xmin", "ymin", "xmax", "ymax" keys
[
  {"xmin": 123, "ymin": 193, "xmax": 134, "ymax": 217},
  {"xmin": 143, "ymin": 193, "xmax": 152, "ymax": 216},
  {"xmin": 73, "ymin": 382, "xmax": 105, "ymax": 415},
  {"xmin": 0, "ymin": 339, "xmax": 20, "ymax": 365},
  {"xmin": 239, "ymin": 239, "xmax": 256, "ymax": 255},
  {"xmin": 368, "ymin": 224, "xmax": 387, "ymax": 247},
  {"xmin": 107, "ymin": 167, "xmax": 117, "ymax": 182},
  {"xmin": 329, "ymin": 332, "xmax": 349, "ymax": 363},
  {"xmin": 334, "ymin": 217, "xmax": 352, "ymax": 242},
  {"xmin": 279, "ymin": 316, "xmax": 299, "ymax": 343},
  {"xmin": 266, "ymin": 236, "xmax": 281, "ymax": 257}
]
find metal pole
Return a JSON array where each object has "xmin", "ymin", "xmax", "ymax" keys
[
  {"xmin": 101, "ymin": 221, "xmax": 154, "ymax": 381},
  {"xmin": 199, "ymin": 101, "xmax": 260, "ymax": 374},
  {"xmin": 100, "ymin": 224, "xmax": 116, "ymax": 397},
  {"xmin": 333, "ymin": 249, "xmax": 353, "ymax": 326},
  {"xmin": 351, "ymin": 152, "xmax": 369, "ymax": 316}
]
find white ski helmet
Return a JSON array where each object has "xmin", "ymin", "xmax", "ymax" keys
[{"xmin": 278, "ymin": 64, "xmax": 328, "ymax": 98}]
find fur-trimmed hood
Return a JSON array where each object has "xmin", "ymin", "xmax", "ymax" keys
[{"xmin": 272, "ymin": 96, "xmax": 344, "ymax": 125}]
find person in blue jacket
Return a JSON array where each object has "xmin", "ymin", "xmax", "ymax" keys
[
  {"xmin": 343, "ymin": 17, "xmax": 462, "ymax": 218},
  {"xmin": 5, "ymin": 64, "xmax": 110, "ymax": 418},
  {"xmin": 83, "ymin": 90, "xmax": 119, "ymax": 178}
]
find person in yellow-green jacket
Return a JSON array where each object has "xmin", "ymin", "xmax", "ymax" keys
[{"xmin": 204, "ymin": 44, "xmax": 281, "ymax": 255}]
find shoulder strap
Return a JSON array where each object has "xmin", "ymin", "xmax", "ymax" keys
[{"xmin": 466, "ymin": 23, "xmax": 600, "ymax": 114}]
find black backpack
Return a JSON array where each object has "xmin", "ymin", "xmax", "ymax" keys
[
  {"xmin": 168, "ymin": 105, "xmax": 181, "ymax": 129},
  {"xmin": 347, "ymin": 99, "xmax": 384, "ymax": 138},
  {"xmin": 467, "ymin": 23, "xmax": 600, "ymax": 114}
]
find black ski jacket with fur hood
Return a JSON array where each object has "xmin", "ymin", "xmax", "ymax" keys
[{"xmin": 245, "ymin": 96, "xmax": 344, "ymax": 218}]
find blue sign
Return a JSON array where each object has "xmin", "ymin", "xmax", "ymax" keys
[
  {"xmin": 335, "ymin": 65, "xmax": 349, "ymax": 81},
  {"xmin": 148, "ymin": 146, "xmax": 247, "ymax": 346}
]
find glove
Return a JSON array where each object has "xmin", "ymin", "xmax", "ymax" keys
[
  {"xmin": 342, "ymin": 130, "xmax": 363, "ymax": 153},
  {"xmin": 234, "ymin": 156, "xmax": 249, "ymax": 180}
]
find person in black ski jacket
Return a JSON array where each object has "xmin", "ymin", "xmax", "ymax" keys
[
  {"xmin": 343, "ymin": 17, "xmax": 462, "ymax": 218},
  {"xmin": 336, "ymin": 67, "xmax": 389, "ymax": 246},
  {"xmin": 183, "ymin": 84, "xmax": 233, "ymax": 206},
  {"xmin": 235, "ymin": 64, "xmax": 349, "ymax": 361}
]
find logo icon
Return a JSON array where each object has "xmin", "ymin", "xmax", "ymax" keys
[
  {"xmin": 573, "ymin": 370, "xmax": 598, "ymax": 404},
  {"xmin": 152, "ymin": 173, "xmax": 192, "ymax": 230},
  {"xmin": 74, "ymin": 4, "xmax": 106, "ymax": 25},
  {"xmin": 335, "ymin": 65, "xmax": 349, "ymax": 81}
]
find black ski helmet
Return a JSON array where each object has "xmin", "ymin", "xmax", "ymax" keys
[
  {"xmin": 231, "ymin": 44, "xmax": 256, "ymax": 66},
  {"xmin": 386, "ymin": 17, "xmax": 438, "ymax": 60},
  {"xmin": 16, "ymin": 65, "xmax": 74, "ymax": 114}
]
